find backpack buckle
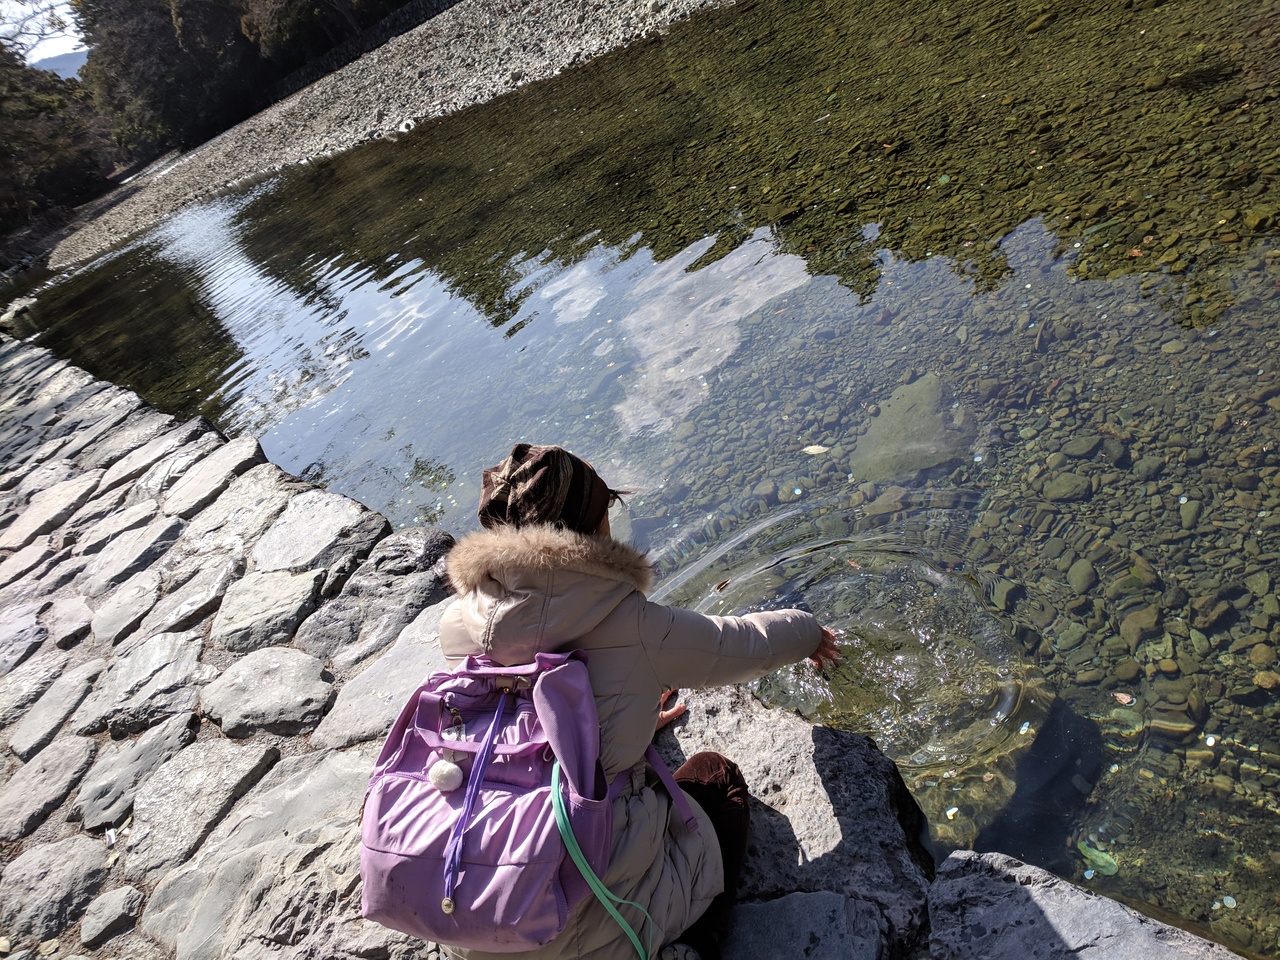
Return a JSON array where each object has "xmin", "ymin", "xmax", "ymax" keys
[{"xmin": 495, "ymin": 675, "xmax": 531, "ymax": 693}]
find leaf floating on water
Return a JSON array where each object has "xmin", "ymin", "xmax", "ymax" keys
[
  {"xmin": 1076, "ymin": 840, "xmax": 1119, "ymax": 876},
  {"xmin": 801, "ymin": 444, "xmax": 830, "ymax": 455}
]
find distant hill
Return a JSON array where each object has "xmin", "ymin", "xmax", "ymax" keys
[{"xmin": 31, "ymin": 49, "xmax": 88, "ymax": 79}]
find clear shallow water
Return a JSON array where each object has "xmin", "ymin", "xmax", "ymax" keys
[{"xmin": 11, "ymin": 0, "xmax": 1280, "ymax": 952}]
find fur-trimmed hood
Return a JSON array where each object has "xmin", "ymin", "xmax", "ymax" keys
[
  {"xmin": 446, "ymin": 524, "xmax": 653, "ymax": 595},
  {"xmin": 441, "ymin": 525, "xmax": 654, "ymax": 664}
]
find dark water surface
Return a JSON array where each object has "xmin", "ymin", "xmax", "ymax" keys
[{"xmin": 12, "ymin": 0, "xmax": 1280, "ymax": 952}]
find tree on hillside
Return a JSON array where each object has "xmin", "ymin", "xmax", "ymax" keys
[
  {"xmin": 0, "ymin": 40, "xmax": 107, "ymax": 235},
  {"xmin": 0, "ymin": 0, "xmax": 72, "ymax": 57}
]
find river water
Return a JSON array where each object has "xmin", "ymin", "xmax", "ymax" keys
[{"xmin": 10, "ymin": 0, "xmax": 1280, "ymax": 953}]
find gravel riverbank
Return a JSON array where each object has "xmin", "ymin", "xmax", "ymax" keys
[{"xmin": 47, "ymin": 0, "xmax": 733, "ymax": 271}]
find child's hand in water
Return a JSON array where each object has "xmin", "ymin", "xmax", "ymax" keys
[
  {"xmin": 656, "ymin": 689, "xmax": 687, "ymax": 731},
  {"xmin": 808, "ymin": 627, "xmax": 842, "ymax": 672}
]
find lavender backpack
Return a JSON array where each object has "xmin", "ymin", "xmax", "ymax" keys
[{"xmin": 360, "ymin": 651, "xmax": 695, "ymax": 953}]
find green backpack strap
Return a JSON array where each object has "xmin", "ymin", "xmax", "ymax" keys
[{"xmin": 552, "ymin": 760, "xmax": 655, "ymax": 960}]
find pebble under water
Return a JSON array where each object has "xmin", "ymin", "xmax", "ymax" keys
[{"xmin": 10, "ymin": 0, "xmax": 1280, "ymax": 953}]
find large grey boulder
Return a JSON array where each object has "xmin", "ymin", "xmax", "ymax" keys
[
  {"xmin": 0, "ymin": 735, "xmax": 97, "ymax": 839},
  {"xmin": 927, "ymin": 851, "xmax": 1240, "ymax": 959},
  {"xmin": 0, "ymin": 835, "xmax": 108, "ymax": 944},
  {"xmin": 200, "ymin": 647, "xmax": 334, "ymax": 737},
  {"xmin": 848, "ymin": 372, "xmax": 978, "ymax": 483},
  {"xmin": 724, "ymin": 892, "xmax": 885, "ymax": 960},
  {"xmin": 7, "ymin": 657, "xmax": 106, "ymax": 760},
  {"xmin": 295, "ymin": 526, "xmax": 455, "ymax": 670},
  {"xmin": 669, "ymin": 687, "xmax": 935, "ymax": 957},
  {"xmin": 122, "ymin": 738, "xmax": 280, "ymax": 883},
  {"xmin": 249, "ymin": 487, "xmax": 390, "ymax": 595},
  {"xmin": 72, "ymin": 630, "xmax": 215, "ymax": 736},
  {"xmin": 72, "ymin": 711, "xmax": 199, "ymax": 829},
  {"xmin": 309, "ymin": 598, "xmax": 450, "ymax": 749}
]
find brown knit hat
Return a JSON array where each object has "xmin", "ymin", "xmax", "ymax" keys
[{"xmin": 478, "ymin": 443, "xmax": 614, "ymax": 534}]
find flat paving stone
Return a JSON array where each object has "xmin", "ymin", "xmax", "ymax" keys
[
  {"xmin": 125, "ymin": 430, "xmax": 222, "ymax": 508},
  {"xmin": 0, "ymin": 647, "xmax": 68, "ymax": 726},
  {"xmin": 61, "ymin": 485, "xmax": 134, "ymax": 553},
  {"xmin": 310, "ymin": 599, "xmax": 449, "ymax": 749},
  {"xmin": 98, "ymin": 417, "xmax": 215, "ymax": 495},
  {"xmin": 45, "ymin": 595, "xmax": 93, "ymax": 648},
  {"xmin": 8, "ymin": 658, "xmax": 106, "ymax": 760},
  {"xmin": 122, "ymin": 738, "xmax": 279, "ymax": 883},
  {"xmin": 0, "ymin": 469, "xmax": 104, "ymax": 552},
  {"xmin": 76, "ymin": 407, "xmax": 175, "ymax": 471},
  {"xmin": 137, "ymin": 556, "xmax": 239, "ymax": 639},
  {"xmin": 77, "ymin": 514, "xmax": 185, "ymax": 598},
  {"xmin": 0, "ymin": 835, "xmax": 108, "ymax": 944},
  {"xmin": 90, "ymin": 568, "xmax": 162, "ymax": 647},
  {"xmin": 0, "ymin": 535, "xmax": 55, "ymax": 589},
  {"xmin": 161, "ymin": 435, "xmax": 265, "ymax": 520},
  {"xmin": 0, "ymin": 599, "xmax": 49, "ymax": 675},
  {"xmin": 73, "ymin": 711, "xmax": 198, "ymax": 830},
  {"xmin": 0, "ymin": 735, "xmax": 97, "ymax": 839},
  {"xmin": 249, "ymin": 487, "xmax": 389, "ymax": 593},
  {"xmin": 81, "ymin": 884, "xmax": 145, "ymax": 948},
  {"xmin": 12, "ymin": 457, "xmax": 80, "ymax": 500},
  {"xmin": 73, "ymin": 630, "xmax": 214, "ymax": 737},
  {"xmin": 201, "ymin": 648, "xmax": 333, "ymax": 737},
  {"xmin": 209, "ymin": 568, "xmax": 323, "ymax": 652}
]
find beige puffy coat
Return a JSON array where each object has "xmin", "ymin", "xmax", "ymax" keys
[{"xmin": 436, "ymin": 524, "xmax": 822, "ymax": 960}]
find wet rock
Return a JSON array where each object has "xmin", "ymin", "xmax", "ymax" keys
[
  {"xmin": 122, "ymin": 739, "xmax": 279, "ymax": 883},
  {"xmin": 1044, "ymin": 472, "xmax": 1091, "ymax": 502},
  {"xmin": 76, "ymin": 515, "xmax": 185, "ymax": 599},
  {"xmin": 0, "ymin": 470, "xmax": 104, "ymax": 552},
  {"xmin": 1119, "ymin": 605, "xmax": 1161, "ymax": 647},
  {"xmin": 161, "ymin": 435, "xmax": 266, "ymax": 520},
  {"xmin": 249, "ymin": 488, "xmax": 390, "ymax": 594},
  {"xmin": 0, "ymin": 648, "xmax": 67, "ymax": 725},
  {"xmin": 928, "ymin": 851, "xmax": 1239, "ymax": 958},
  {"xmin": 295, "ymin": 526, "xmax": 454, "ymax": 668},
  {"xmin": 72, "ymin": 712, "xmax": 198, "ymax": 830},
  {"xmin": 0, "ymin": 600, "xmax": 49, "ymax": 675},
  {"xmin": 1061, "ymin": 435, "xmax": 1102, "ymax": 459},
  {"xmin": 310, "ymin": 599, "xmax": 450, "ymax": 749},
  {"xmin": 209, "ymin": 569, "xmax": 323, "ymax": 652},
  {"xmin": 0, "ymin": 836, "xmax": 107, "ymax": 944},
  {"xmin": 1067, "ymin": 558, "xmax": 1097, "ymax": 595},
  {"xmin": 200, "ymin": 648, "xmax": 334, "ymax": 737},
  {"xmin": 80, "ymin": 885, "xmax": 144, "ymax": 948},
  {"xmin": 72, "ymin": 631, "xmax": 215, "ymax": 737},
  {"xmin": 848, "ymin": 373, "xmax": 977, "ymax": 482},
  {"xmin": 1180, "ymin": 499, "xmax": 1202, "ymax": 528},
  {"xmin": 8, "ymin": 658, "xmax": 106, "ymax": 760},
  {"xmin": 1132, "ymin": 456, "xmax": 1164, "ymax": 480},
  {"xmin": 1248, "ymin": 644, "xmax": 1277, "ymax": 669},
  {"xmin": 1190, "ymin": 594, "xmax": 1233, "ymax": 631},
  {"xmin": 0, "ymin": 736, "xmax": 96, "ymax": 839}
]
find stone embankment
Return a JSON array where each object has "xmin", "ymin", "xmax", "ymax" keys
[{"xmin": 0, "ymin": 335, "xmax": 1245, "ymax": 958}]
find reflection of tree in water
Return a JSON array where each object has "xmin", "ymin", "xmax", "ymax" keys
[
  {"xmin": 235, "ymin": 0, "xmax": 1272, "ymax": 331},
  {"xmin": 389, "ymin": 449, "xmax": 455, "ymax": 525}
]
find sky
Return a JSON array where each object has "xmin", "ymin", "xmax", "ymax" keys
[{"xmin": 0, "ymin": 0, "xmax": 84, "ymax": 61}]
